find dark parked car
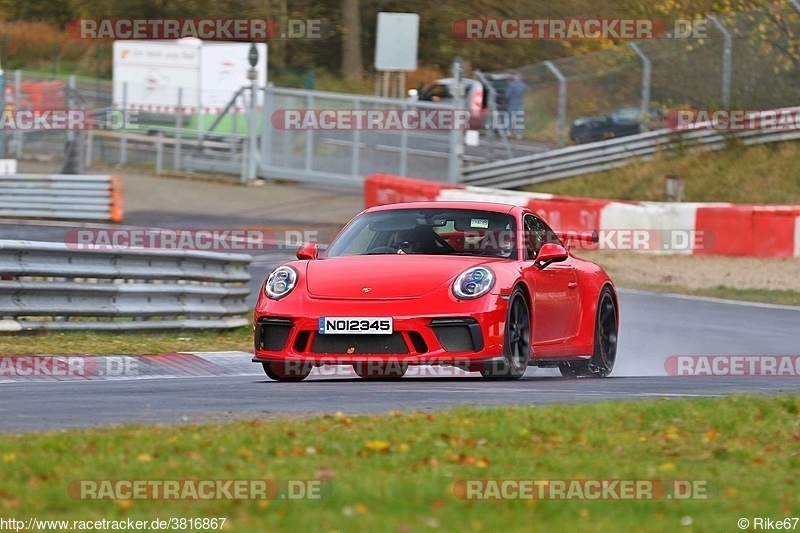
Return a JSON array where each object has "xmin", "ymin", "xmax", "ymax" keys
[{"xmin": 569, "ymin": 107, "xmax": 650, "ymax": 144}]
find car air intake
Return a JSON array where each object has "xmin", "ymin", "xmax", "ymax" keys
[
  {"xmin": 256, "ymin": 318, "xmax": 293, "ymax": 351},
  {"xmin": 430, "ymin": 319, "xmax": 484, "ymax": 352},
  {"xmin": 311, "ymin": 333, "xmax": 409, "ymax": 354}
]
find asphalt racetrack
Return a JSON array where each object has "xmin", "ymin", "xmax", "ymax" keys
[{"xmin": 1, "ymin": 276, "xmax": 798, "ymax": 431}]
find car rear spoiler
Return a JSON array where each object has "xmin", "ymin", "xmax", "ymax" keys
[{"xmin": 555, "ymin": 230, "xmax": 599, "ymax": 245}]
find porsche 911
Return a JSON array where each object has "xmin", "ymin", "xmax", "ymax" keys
[{"xmin": 252, "ymin": 202, "xmax": 618, "ymax": 381}]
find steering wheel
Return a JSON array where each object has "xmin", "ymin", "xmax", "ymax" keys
[{"xmin": 367, "ymin": 246, "xmax": 399, "ymax": 254}]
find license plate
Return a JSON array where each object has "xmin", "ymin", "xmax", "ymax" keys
[{"xmin": 318, "ymin": 317, "xmax": 393, "ymax": 335}]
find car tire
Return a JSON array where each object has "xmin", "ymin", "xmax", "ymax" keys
[
  {"xmin": 353, "ymin": 362, "xmax": 408, "ymax": 380},
  {"xmin": 262, "ymin": 361, "xmax": 312, "ymax": 382},
  {"xmin": 559, "ymin": 286, "xmax": 618, "ymax": 378},
  {"xmin": 481, "ymin": 287, "xmax": 530, "ymax": 380}
]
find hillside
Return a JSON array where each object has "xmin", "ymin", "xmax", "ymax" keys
[{"xmin": 528, "ymin": 141, "xmax": 800, "ymax": 204}]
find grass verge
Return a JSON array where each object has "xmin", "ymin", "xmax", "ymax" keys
[
  {"xmin": 527, "ymin": 141, "xmax": 800, "ymax": 204},
  {"xmin": 1, "ymin": 395, "xmax": 798, "ymax": 531},
  {"xmin": 622, "ymin": 284, "xmax": 800, "ymax": 306},
  {"xmin": 0, "ymin": 328, "xmax": 252, "ymax": 356}
]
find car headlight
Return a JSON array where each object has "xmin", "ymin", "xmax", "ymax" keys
[
  {"xmin": 452, "ymin": 266, "xmax": 495, "ymax": 299},
  {"xmin": 265, "ymin": 266, "xmax": 298, "ymax": 300}
]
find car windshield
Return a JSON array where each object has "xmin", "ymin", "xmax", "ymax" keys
[
  {"xmin": 324, "ymin": 208, "xmax": 518, "ymax": 259},
  {"xmin": 609, "ymin": 108, "xmax": 641, "ymax": 121}
]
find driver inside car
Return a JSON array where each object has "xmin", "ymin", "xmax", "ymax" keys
[{"xmin": 393, "ymin": 226, "xmax": 440, "ymax": 254}]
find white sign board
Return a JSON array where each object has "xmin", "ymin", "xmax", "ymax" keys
[
  {"xmin": 113, "ymin": 39, "xmax": 267, "ymax": 111},
  {"xmin": 0, "ymin": 159, "xmax": 18, "ymax": 174},
  {"xmin": 374, "ymin": 13, "xmax": 419, "ymax": 71}
]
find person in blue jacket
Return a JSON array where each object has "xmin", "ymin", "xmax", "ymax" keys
[{"xmin": 504, "ymin": 72, "xmax": 527, "ymax": 139}]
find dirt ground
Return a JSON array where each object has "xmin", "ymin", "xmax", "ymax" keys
[{"xmin": 581, "ymin": 250, "xmax": 800, "ymax": 292}]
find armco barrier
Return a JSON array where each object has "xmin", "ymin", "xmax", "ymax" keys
[
  {"xmin": 364, "ymin": 174, "xmax": 800, "ymax": 258},
  {"xmin": 0, "ymin": 175, "xmax": 123, "ymax": 222},
  {"xmin": 461, "ymin": 106, "xmax": 800, "ymax": 189},
  {"xmin": 0, "ymin": 240, "xmax": 251, "ymax": 331}
]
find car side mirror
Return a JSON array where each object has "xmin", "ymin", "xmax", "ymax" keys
[
  {"xmin": 536, "ymin": 243, "xmax": 568, "ymax": 269},
  {"xmin": 296, "ymin": 243, "xmax": 319, "ymax": 260}
]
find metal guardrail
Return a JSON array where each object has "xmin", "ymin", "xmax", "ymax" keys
[
  {"xmin": 0, "ymin": 175, "xmax": 123, "ymax": 222},
  {"xmin": 461, "ymin": 118, "xmax": 800, "ymax": 189},
  {"xmin": 0, "ymin": 240, "xmax": 251, "ymax": 331}
]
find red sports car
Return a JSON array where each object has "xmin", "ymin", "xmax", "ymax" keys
[{"xmin": 252, "ymin": 202, "xmax": 618, "ymax": 381}]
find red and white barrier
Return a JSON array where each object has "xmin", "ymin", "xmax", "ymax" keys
[{"xmin": 364, "ymin": 174, "xmax": 800, "ymax": 258}]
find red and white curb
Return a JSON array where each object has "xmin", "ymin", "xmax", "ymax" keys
[
  {"xmin": 365, "ymin": 174, "xmax": 800, "ymax": 258},
  {"xmin": 0, "ymin": 352, "xmax": 257, "ymax": 383},
  {"xmin": 0, "ymin": 352, "xmax": 485, "ymax": 382}
]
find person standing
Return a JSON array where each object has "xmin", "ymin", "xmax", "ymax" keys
[{"xmin": 504, "ymin": 72, "xmax": 527, "ymax": 140}]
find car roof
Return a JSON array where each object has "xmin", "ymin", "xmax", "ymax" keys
[
  {"xmin": 427, "ymin": 78, "xmax": 479, "ymax": 86},
  {"xmin": 365, "ymin": 201, "xmax": 520, "ymax": 215}
]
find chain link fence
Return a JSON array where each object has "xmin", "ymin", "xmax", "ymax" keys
[
  {"xmin": 1, "ymin": 70, "xmax": 461, "ymax": 185},
  {"xmin": 503, "ymin": 2, "xmax": 800, "ymax": 146}
]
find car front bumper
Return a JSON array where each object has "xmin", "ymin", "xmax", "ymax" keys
[{"xmin": 252, "ymin": 293, "xmax": 509, "ymax": 367}]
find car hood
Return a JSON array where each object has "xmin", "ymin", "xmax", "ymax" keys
[{"xmin": 305, "ymin": 255, "xmax": 494, "ymax": 299}]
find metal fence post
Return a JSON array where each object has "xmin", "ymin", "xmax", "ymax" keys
[
  {"xmin": 304, "ymin": 91, "xmax": 314, "ymax": 172},
  {"xmin": 351, "ymin": 99, "xmax": 361, "ymax": 177},
  {"xmin": 174, "ymin": 87, "xmax": 182, "ymax": 170},
  {"xmin": 261, "ymin": 83, "xmax": 273, "ymax": 173},
  {"xmin": 86, "ymin": 129, "xmax": 93, "ymax": 168},
  {"xmin": 629, "ymin": 43, "xmax": 651, "ymax": 121},
  {"xmin": 156, "ymin": 131, "xmax": 164, "ymax": 174},
  {"xmin": 447, "ymin": 58, "xmax": 464, "ymax": 184},
  {"xmin": 240, "ymin": 137, "xmax": 248, "ymax": 181},
  {"xmin": 246, "ymin": 75, "xmax": 258, "ymax": 182},
  {"xmin": 708, "ymin": 16, "xmax": 732, "ymax": 108},
  {"xmin": 120, "ymin": 82, "xmax": 128, "ymax": 164},
  {"xmin": 66, "ymin": 74, "xmax": 75, "ymax": 146},
  {"xmin": 0, "ymin": 63, "xmax": 5, "ymax": 156},
  {"xmin": 399, "ymin": 100, "xmax": 409, "ymax": 178},
  {"xmin": 545, "ymin": 61, "xmax": 567, "ymax": 148},
  {"xmin": 14, "ymin": 70, "xmax": 22, "ymax": 158}
]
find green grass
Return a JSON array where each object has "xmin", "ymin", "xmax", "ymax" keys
[
  {"xmin": 1, "ymin": 396, "xmax": 798, "ymax": 531},
  {"xmin": 528, "ymin": 141, "xmax": 800, "ymax": 204},
  {"xmin": 0, "ymin": 328, "xmax": 252, "ymax": 356}
]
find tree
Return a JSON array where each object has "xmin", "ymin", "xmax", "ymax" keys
[{"xmin": 341, "ymin": 0, "xmax": 362, "ymax": 80}]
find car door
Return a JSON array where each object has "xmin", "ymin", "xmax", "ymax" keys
[
  {"xmin": 520, "ymin": 215, "xmax": 580, "ymax": 345},
  {"xmin": 609, "ymin": 108, "xmax": 642, "ymax": 137}
]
